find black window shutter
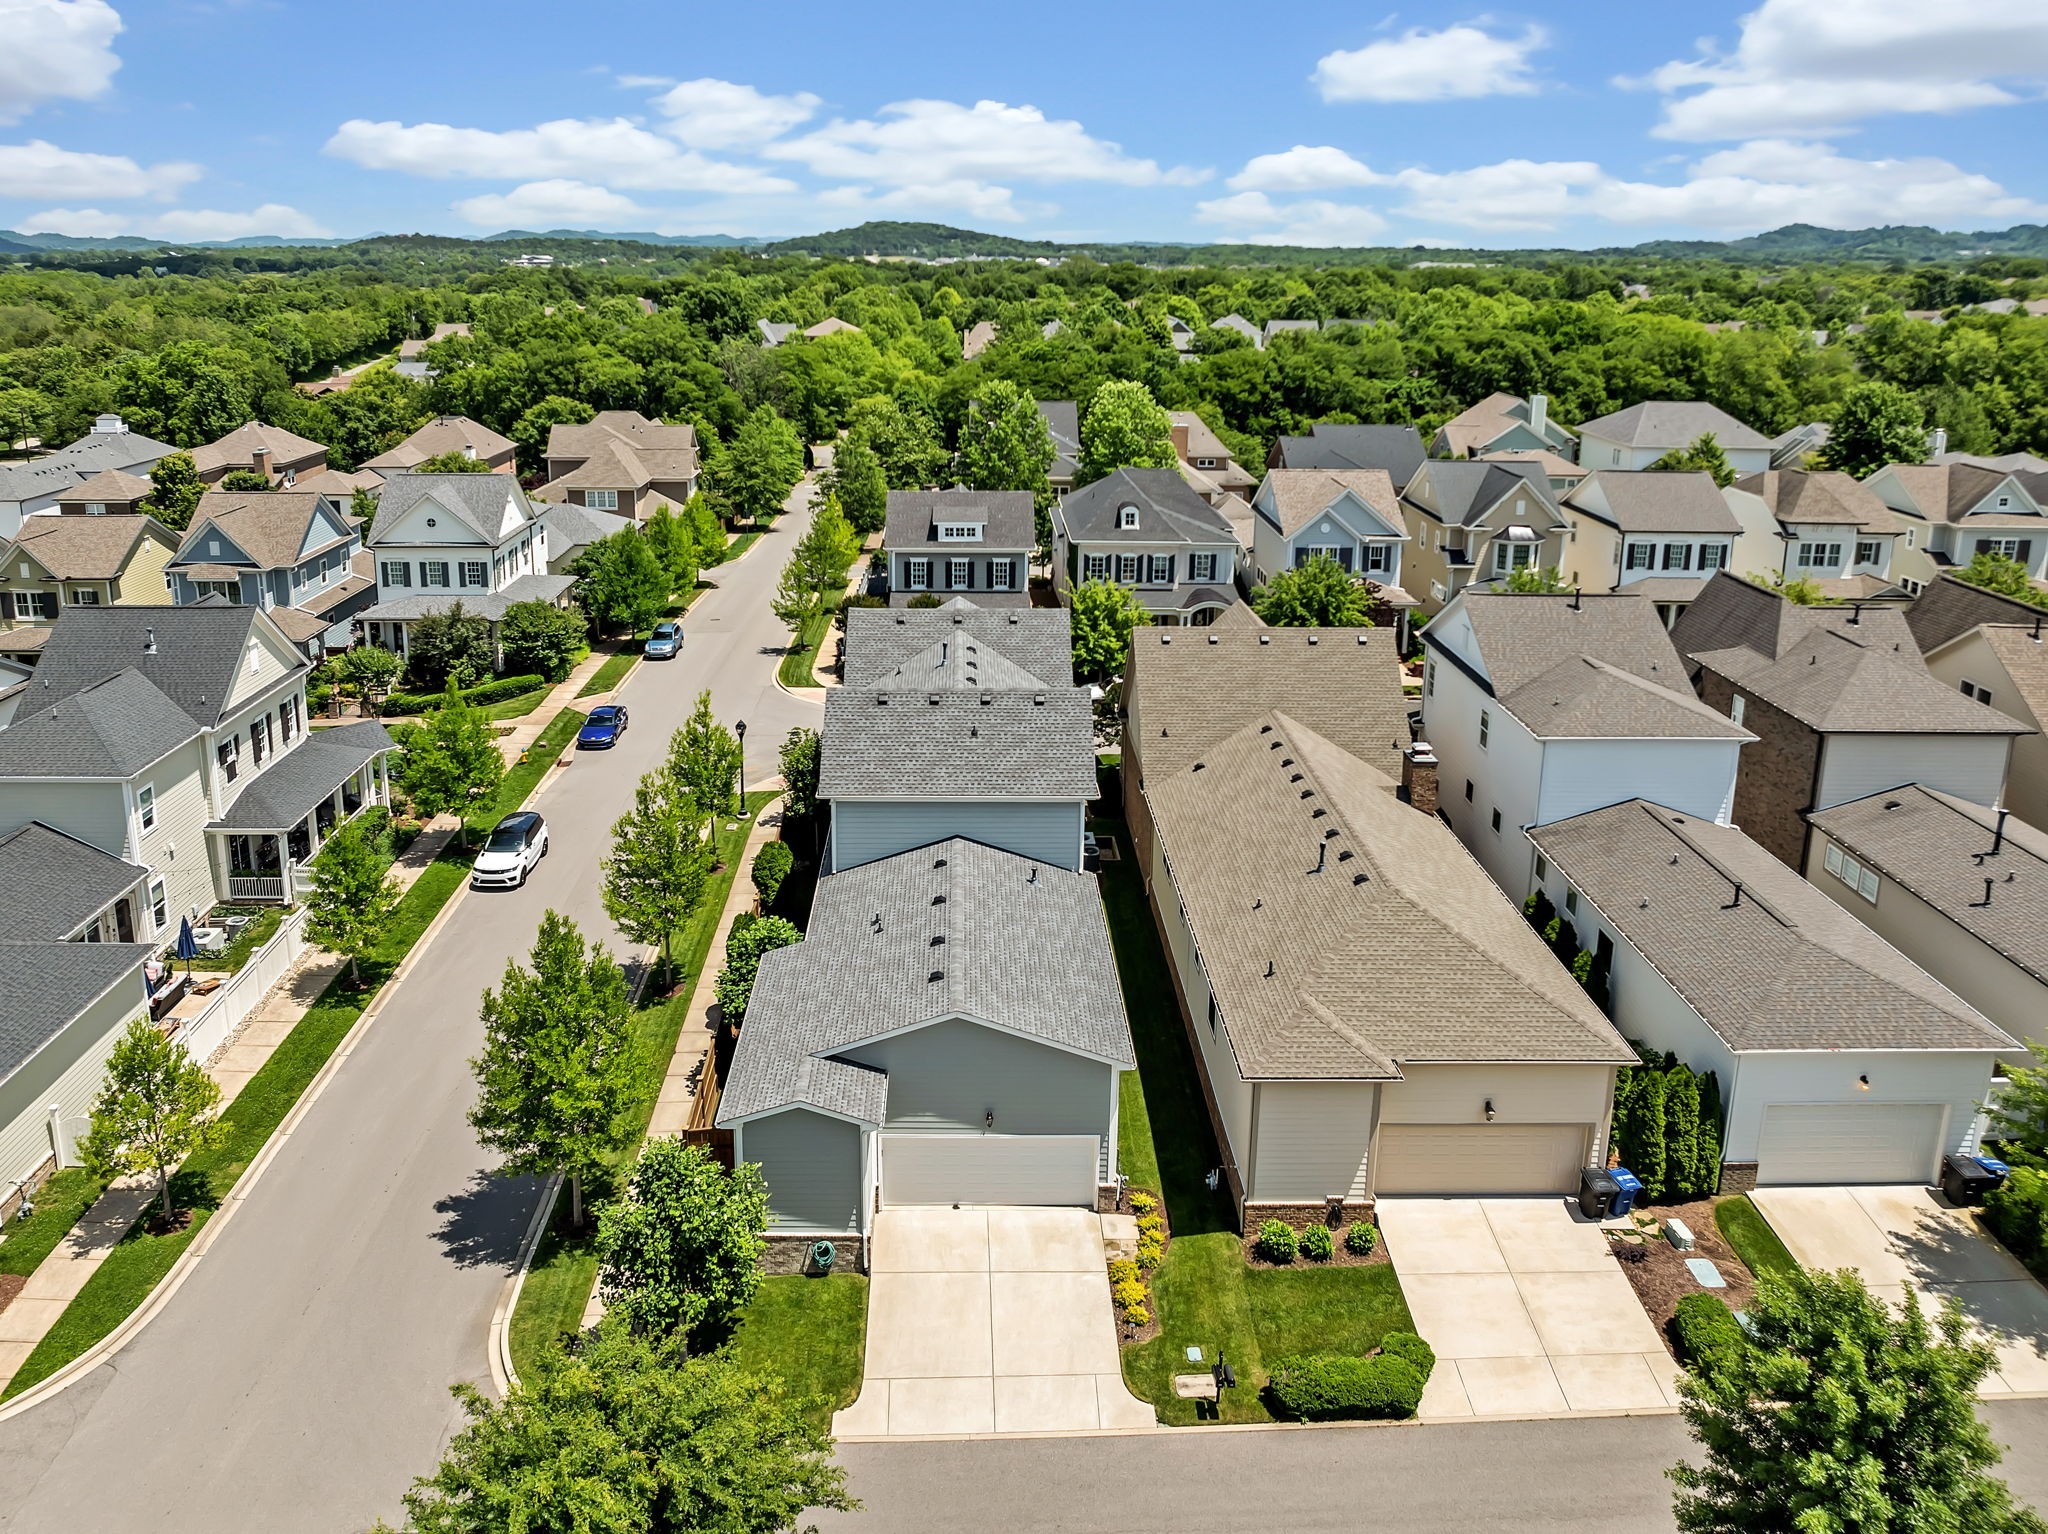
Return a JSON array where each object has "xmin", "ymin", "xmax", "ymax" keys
[
  {"xmin": 1976, "ymin": 538, "xmax": 1993, "ymax": 556},
  {"xmin": 2020, "ymin": 540, "xmax": 2035, "ymax": 565},
  {"xmin": 0, "ymin": 592, "xmax": 11, "ymax": 620}
]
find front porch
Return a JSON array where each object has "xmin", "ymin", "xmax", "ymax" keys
[{"xmin": 206, "ymin": 721, "xmax": 397, "ymax": 903}]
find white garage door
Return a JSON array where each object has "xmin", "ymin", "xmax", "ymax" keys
[
  {"xmin": 880, "ymin": 1134, "xmax": 1100, "ymax": 1207},
  {"xmin": 1757, "ymin": 1103, "xmax": 1946, "ymax": 1186},
  {"xmin": 1372, "ymin": 1124, "xmax": 1589, "ymax": 1195}
]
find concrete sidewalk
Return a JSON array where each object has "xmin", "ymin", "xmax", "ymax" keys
[
  {"xmin": 494, "ymin": 649, "xmax": 615, "ymax": 763},
  {"xmin": 0, "ymin": 814, "xmax": 462, "ymax": 1393}
]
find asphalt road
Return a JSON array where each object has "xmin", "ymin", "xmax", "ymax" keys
[
  {"xmin": 819, "ymin": 1398, "xmax": 2048, "ymax": 1533},
  {"xmin": 0, "ymin": 485, "xmax": 821, "ymax": 1534}
]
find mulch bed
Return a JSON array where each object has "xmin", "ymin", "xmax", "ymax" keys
[
  {"xmin": 0, "ymin": 1273, "xmax": 24, "ymax": 1316},
  {"xmin": 1114, "ymin": 1193, "xmax": 1168, "ymax": 1347},
  {"xmin": 1242, "ymin": 1228, "xmax": 1393, "ymax": 1270},
  {"xmin": 1610, "ymin": 1197, "xmax": 1760, "ymax": 1359}
]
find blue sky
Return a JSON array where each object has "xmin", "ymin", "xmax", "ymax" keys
[{"xmin": 3, "ymin": 0, "xmax": 2047, "ymax": 246}]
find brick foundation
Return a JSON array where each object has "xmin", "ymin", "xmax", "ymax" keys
[
  {"xmin": 1717, "ymin": 1161, "xmax": 1760, "ymax": 1195},
  {"xmin": 762, "ymin": 1233, "xmax": 867, "ymax": 1275}
]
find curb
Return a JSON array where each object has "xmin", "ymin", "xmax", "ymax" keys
[
  {"xmin": 0, "ymin": 755, "xmax": 578, "ymax": 1425},
  {"xmin": 489, "ymin": 1171, "xmax": 562, "ymax": 1399}
]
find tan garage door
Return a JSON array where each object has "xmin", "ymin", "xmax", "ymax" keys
[
  {"xmin": 880, "ymin": 1133, "xmax": 1100, "ymax": 1206},
  {"xmin": 1372, "ymin": 1124, "xmax": 1589, "ymax": 1195},
  {"xmin": 1757, "ymin": 1103, "xmax": 1945, "ymax": 1186}
]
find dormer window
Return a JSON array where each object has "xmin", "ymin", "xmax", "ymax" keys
[
  {"xmin": 936, "ymin": 522, "xmax": 983, "ymax": 541},
  {"xmin": 1117, "ymin": 505, "xmax": 1140, "ymax": 530}
]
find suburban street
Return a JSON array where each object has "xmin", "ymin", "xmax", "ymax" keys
[{"xmin": 0, "ymin": 485, "xmax": 821, "ymax": 1534}]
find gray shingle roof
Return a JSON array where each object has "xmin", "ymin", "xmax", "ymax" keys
[
  {"xmin": 717, "ymin": 838, "xmax": 1132, "ymax": 1123},
  {"xmin": 1126, "ymin": 625, "xmax": 1410, "ymax": 782},
  {"xmin": 0, "ymin": 670, "xmax": 192, "ymax": 779},
  {"xmin": 1809, "ymin": 786, "xmax": 2048, "ymax": 988},
  {"xmin": 842, "ymin": 605, "xmax": 1071, "ymax": 689},
  {"xmin": 819, "ymin": 688, "xmax": 1096, "ymax": 800},
  {"xmin": 1576, "ymin": 401, "xmax": 1772, "ymax": 452},
  {"xmin": 208, "ymin": 721, "xmax": 395, "ymax": 831},
  {"xmin": 21, "ymin": 603, "xmax": 296, "ymax": 732},
  {"xmin": 0, "ymin": 941, "xmax": 151, "ymax": 1086},
  {"xmin": 1057, "ymin": 467, "xmax": 1236, "ymax": 545},
  {"xmin": 1402, "ymin": 459, "xmax": 1556, "ymax": 528},
  {"xmin": 365, "ymin": 472, "xmax": 535, "ymax": 547},
  {"xmin": 1566, "ymin": 469, "xmax": 1743, "ymax": 533},
  {"xmin": 0, "ymin": 821, "xmax": 148, "ymax": 939},
  {"xmin": 1905, "ymin": 573, "xmax": 2047, "ymax": 655},
  {"xmin": 0, "ymin": 426, "xmax": 173, "ymax": 505},
  {"xmin": 1446, "ymin": 592, "xmax": 1751, "ymax": 740},
  {"xmin": 1270, "ymin": 424, "xmax": 1427, "ymax": 488},
  {"xmin": 882, "ymin": 490, "xmax": 1035, "ymax": 552},
  {"xmin": 1531, "ymin": 800, "xmax": 2014, "ymax": 1053},
  {"xmin": 1146, "ymin": 712, "xmax": 1633, "ymax": 1079},
  {"xmin": 1675, "ymin": 568, "xmax": 1915, "ymax": 665}
]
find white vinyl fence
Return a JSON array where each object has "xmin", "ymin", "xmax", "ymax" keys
[{"xmin": 177, "ymin": 907, "xmax": 313, "ymax": 1068}]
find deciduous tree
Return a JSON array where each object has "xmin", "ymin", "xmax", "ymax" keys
[
  {"xmin": 401, "ymin": 683, "xmax": 504, "ymax": 844},
  {"xmin": 412, "ymin": 449, "xmax": 493, "ymax": 473},
  {"xmin": 1078, "ymin": 379, "xmax": 1176, "ymax": 485},
  {"xmin": 823, "ymin": 430, "xmax": 888, "ymax": 537},
  {"xmin": 403, "ymin": 601, "xmax": 494, "ymax": 691},
  {"xmin": 642, "ymin": 501, "xmax": 699, "ymax": 597},
  {"xmin": 142, "ymin": 450, "xmax": 205, "ymax": 531},
  {"xmin": 498, "ymin": 600, "xmax": 586, "ymax": 682},
  {"xmin": 1956, "ymin": 551, "xmax": 2048, "ymax": 609},
  {"xmin": 667, "ymin": 691, "xmax": 744, "ymax": 821},
  {"xmin": 956, "ymin": 379, "xmax": 1054, "ymax": 498},
  {"xmin": 777, "ymin": 727, "xmax": 821, "ymax": 825},
  {"xmin": 596, "ymin": 1138, "xmax": 768, "ymax": 1339},
  {"xmin": 508, "ymin": 395, "xmax": 593, "ymax": 477},
  {"xmin": 79, "ymin": 1020, "xmax": 227, "ymax": 1229},
  {"xmin": 469, "ymin": 910, "xmax": 638, "ymax": 1227},
  {"xmin": 1069, "ymin": 578, "xmax": 1149, "ymax": 684},
  {"xmin": 601, "ymin": 767, "xmax": 711, "ymax": 986},
  {"xmin": 1647, "ymin": 432, "xmax": 1737, "ymax": 488},
  {"xmin": 1821, "ymin": 380, "xmax": 1928, "ymax": 479},
  {"xmin": 703, "ymin": 405, "xmax": 803, "ymax": 525},
  {"xmin": 572, "ymin": 528, "xmax": 668, "ymax": 636},
  {"xmin": 1252, "ymin": 554, "xmax": 1375, "ymax": 626},
  {"xmin": 216, "ymin": 467, "xmax": 274, "ymax": 492},
  {"xmin": 304, "ymin": 815, "xmax": 402, "ymax": 984},
  {"xmin": 712, "ymin": 915, "xmax": 802, "ymax": 1025}
]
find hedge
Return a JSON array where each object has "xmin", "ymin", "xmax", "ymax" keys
[
  {"xmin": 1267, "ymin": 1351, "xmax": 1428, "ymax": 1421},
  {"xmin": 1611, "ymin": 1046, "xmax": 1724, "ymax": 1202},
  {"xmin": 383, "ymin": 673, "xmax": 547, "ymax": 715},
  {"xmin": 1673, "ymin": 1293, "xmax": 1746, "ymax": 1376},
  {"xmin": 1985, "ymin": 1166, "xmax": 2048, "ymax": 1277}
]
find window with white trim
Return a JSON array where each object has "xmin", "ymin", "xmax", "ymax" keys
[
  {"xmin": 1730, "ymin": 693, "xmax": 1746, "ymax": 727},
  {"xmin": 1625, "ymin": 542, "xmax": 1655, "ymax": 570},
  {"xmin": 936, "ymin": 523, "xmax": 983, "ymax": 542},
  {"xmin": 1148, "ymin": 554, "xmax": 1174, "ymax": 584},
  {"xmin": 1117, "ymin": 505, "xmax": 1140, "ymax": 530},
  {"xmin": 137, "ymin": 783, "xmax": 156, "ymax": 835},
  {"xmin": 1822, "ymin": 843, "xmax": 1879, "ymax": 902},
  {"xmin": 1854, "ymin": 540, "xmax": 1881, "ymax": 567},
  {"xmin": 987, "ymin": 559, "xmax": 1013, "ymax": 590},
  {"xmin": 585, "ymin": 490, "xmax": 619, "ymax": 510},
  {"xmin": 1117, "ymin": 554, "xmax": 1140, "ymax": 583},
  {"xmin": 1960, "ymin": 679, "xmax": 1993, "ymax": 705},
  {"xmin": 1564, "ymin": 887, "xmax": 1578, "ymax": 914},
  {"xmin": 1977, "ymin": 537, "xmax": 2024, "ymax": 561},
  {"xmin": 460, "ymin": 561, "xmax": 489, "ymax": 588},
  {"xmin": 1699, "ymin": 543, "xmax": 1729, "ymax": 571},
  {"xmin": 906, "ymin": 558, "xmax": 930, "ymax": 590},
  {"xmin": 149, "ymin": 877, "xmax": 167, "ymax": 931},
  {"xmin": 10, "ymin": 590, "xmax": 55, "ymax": 621},
  {"xmin": 1083, "ymin": 554, "xmax": 1110, "ymax": 581},
  {"xmin": 1189, "ymin": 552, "xmax": 1218, "ymax": 583},
  {"xmin": 947, "ymin": 557, "xmax": 971, "ymax": 589},
  {"xmin": 1478, "ymin": 710, "xmax": 1490, "ymax": 749},
  {"xmin": 280, "ymin": 696, "xmax": 298, "ymax": 743},
  {"xmin": 1362, "ymin": 543, "xmax": 1391, "ymax": 574},
  {"xmin": 381, "ymin": 561, "xmax": 412, "ymax": 589},
  {"xmin": 1493, "ymin": 541, "xmax": 1535, "ymax": 574},
  {"xmin": 1662, "ymin": 542, "xmax": 1693, "ymax": 571},
  {"xmin": 67, "ymin": 588, "xmax": 101, "ymax": 605},
  {"xmin": 1797, "ymin": 541, "xmax": 1842, "ymax": 568},
  {"xmin": 422, "ymin": 561, "xmax": 450, "ymax": 588},
  {"xmin": 218, "ymin": 735, "xmax": 241, "ymax": 784}
]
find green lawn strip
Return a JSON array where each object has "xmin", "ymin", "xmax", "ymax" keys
[
  {"xmin": 0, "ymin": 722, "xmax": 586, "ymax": 1400},
  {"xmin": 0, "ymin": 1169, "xmax": 107, "ymax": 1278},
  {"xmin": 1243, "ymin": 1264, "xmax": 1413, "ymax": 1362},
  {"xmin": 506, "ymin": 793, "xmax": 775, "ymax": 1375},
  {"xmin": 187, "ymin": 905, "xmax": 287, "ymax": 973},
  {"xmin": 727, "ymin": 1274, "xmax": 869, "ymax": 1430},
  {"xmin": 577, "ymin": 587, "xmax": 707, "ymax": 699},
  {"xmin": 775, "ymin": 601, "xmax": 837, "ymax": 689},
  {"xmin": 478, "ymin": 688, "xmax": 550, "ymax": 722},
  {"xmin": 712, "ymin": 531, "xmax": 760, "ymax": 566},
  {"xmin": 1716, "ymin": 1194, "xmax": 1799, "ymax": 1281},
  {"xmin": 463, "ymin": 707, "xmax": 585, "ymax": 841},
  {"xmin": 1121, "ymin": 1233, "xmax": 1267, "ymax": 1424}
]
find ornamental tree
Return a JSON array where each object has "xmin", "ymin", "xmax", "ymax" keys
[
  {"xmin": 667, "ymin": 691, "xmax": 745, "ymax": 821},
  {"xmin": 601, "ymin": 767, "xmax": 712, "ymax": 986},
  {"xmin": 1252, "ymin": 554, "xmax": 1376, "ymax": 626},
  {"xmin": 401, "ymin": 683, "xmax": 504, "ymax": 845},
  {"xmin": 304, "ymin": 815, "xmax": 402, "ymax": 984},
  {"xmin": 712, "ymin": 915, "xmax": 802, "ymax": 1026},
  {"xmin": 1956, "ymin": 551, "xmax": 2048, "ymax": 610},
  {"xmin": 596, "ymin": 1138, "xmax": 769, "ymax": 1340},
  {"xmin": 1078, "ymin": 379, "xmax": 1176, "ymax": 485},
  {"xmin": 469, "ymin": 910, "xmax": 638, "ymax": 1227},
  {"xmin": 1069, "ymin": 577, "xmax": 1150, "ymax": 684},
  {"xmin": 79, "ymin": 1020, "xmax": 227, "ymax": 1229},
  {"xmin": 1670, "ymin": 1268, "xmax": 2041, "ymax": 1534},
  {"xmin": 498, "ymin": 600, "xmax": 586, "ymax": 682}
]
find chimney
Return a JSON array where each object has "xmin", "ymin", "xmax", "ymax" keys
[
  {"xmin": 1528, "ymin": 393, "xmax": 1549, "ymax": 439},
  {"xmin": 1928, "ymin": 427, "xmax": 1949, "ymax": 457},
  {"xmin": 1171, "ymin": 423, "xmax": 1190, "ymax": 462},
  {"xmin": 1400, "ymin": 741, "xmax": 1439, "ymax": 816},
  {"xmin": 251, "ymin": 444, "xmax": 273, "ymax": 480}
]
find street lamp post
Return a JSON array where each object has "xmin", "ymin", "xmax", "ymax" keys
[{"xmin": 734, "ymin": 718, "xmax": 747, "ymax": 819}]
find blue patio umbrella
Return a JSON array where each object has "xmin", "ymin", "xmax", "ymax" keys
[{"xmin": 175, "ymin": 916, "xmax": 200, "ymax": 975}]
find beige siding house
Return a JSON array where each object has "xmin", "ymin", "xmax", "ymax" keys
[
  {"xmin": 543, "ymin": 411, "xmax": 700, "ymax": 520},
  {"xmin": 1923, "ymin": 623, "xmax": 2048, "ymax": 829},
  {"xmin": 0, "ymin": 514, "xmax": 177, "ymax": 630}
]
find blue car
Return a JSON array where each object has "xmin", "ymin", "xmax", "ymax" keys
[
  {"xmin": 577, "ymin": 704, "xmax": 629, "ymax": 749},
  {"xmin": 644, "ymin": 621, "xmax": 682, "ymax": 659}
]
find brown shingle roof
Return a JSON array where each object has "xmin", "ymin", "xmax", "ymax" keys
[
  {"xmin": 1258, "ymin": 468, "xmax": 1403, "ymax": 537},
  {"xmin": 1696, "ymin": 627, "xmax": 2031, "ymax": 734},
  {"xmin": 1126, "ymin": 625, "xmax": 1410, "ymax": 782},
  {"xmin": 1566, "ymin": 469, "xmax": 1742, "ymax": 534},
  {"xmin": 1147, "ymin": 712, "xmax": 1633, "ymax": 1079},
  {"xmin": 1736, "ymin": 469, "xmax": 1905, "ymax": 532},
  {"xmin": 7, "ymin": 514, "xmax": 171, "ymax": 580},
  {"xmin": 1530, "ymin": 800, "xmax": 2013, "ymax": 1053},
  {"xmin": 190, "ymin": 420, "xmax": 327, "ymax": 476},
  {"xmin": 57, "ymin": 469, "xmax": 152, "ymax": 505},
  {"xmin": 1673, "ymin": 569, "xmax": 1915, "ymax": 665},
  {"xmin": 1905, "ymin": 572, "xmax": 2047, "ymax": 654},
  {"xmin": 1810, "ymin": 786, "xmax": 2048, "ymax": 988},
  {"xmin": 361, "ymin": 415, "xmax": 512, "ymax": 473},
  {"xmin": 545, "ymin": 411, "xmax": 698, "ymax": 490},
  {"xmin": 173, "ymin": 492, "xmax": 350, "ymax": 571}
]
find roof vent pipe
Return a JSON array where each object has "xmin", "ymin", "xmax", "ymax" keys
[
  {"xmin": 1993, "ymin": 807, "xmax": 2010, "ymax": 856},
  {"xmin": 143, "ymin": 627, "xmax": 157, "ymax": 655}
]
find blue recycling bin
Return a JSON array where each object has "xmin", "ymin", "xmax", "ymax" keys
[{"xmin": 1609, "ymin": 1167, "xmax": 1643, "ymax": 1219}]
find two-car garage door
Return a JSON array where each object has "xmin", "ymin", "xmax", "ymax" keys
[
  {"xmin": 1757, "ymin": 1103, "xmax": 1946, "ymax": 1187},
  {"xmin": 1372, "ymin": 1124, "xmax": 1589, "ymax": 1195},
  {"xmin": 880, "ymin": 1133, "xmax": 1099, "ymax": 1207}
]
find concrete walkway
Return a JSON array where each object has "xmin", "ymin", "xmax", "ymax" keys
[
  {"xmin": 835, "ymin": 1208, "xmax": 1155, "ymax": 1438},
  {"xmin": 1378, "ymin": 1197, "xmax": 1681, "ymax": 1421},
  {"xmin": 0, "ymin": 815, "xmax": 462, "ymax": 1393},
  {"xmin": 493, "ymin": 648, "xmax": 615, "ymax": 763}
]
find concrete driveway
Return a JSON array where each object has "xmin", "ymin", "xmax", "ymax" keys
[
  {"xmin": 1752, "ymin": 1185, "xmax": 2048, "ymax": 1395},
  {"xmin": 834, "ymin": 1208, "xmax": 1155, "ymax": 1437},
  {"xmin": 1378, "ymin": 1198, "xmax": 1681, "ymax": 1421}
]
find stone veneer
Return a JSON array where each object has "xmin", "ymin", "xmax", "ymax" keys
[{"xmin": 762, "ymin": 1232, "xmax": 867, "ymax": 1276}]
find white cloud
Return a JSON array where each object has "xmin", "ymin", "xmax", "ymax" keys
[
  {"xmin": 451, "ymin": 179, "xmax": 648, "ymax": 229},
  {"xmin": 765, "ymin": 98, "xmax": 1202, "ymax": 188},
  {"xmin": 1637, "ymin": 0, "xmax": 2048, "ymax": 140},
  {"xmin": 1390, "ymin": 158, "xmax": 1607, "ymax": 230},
  {"xmin": 1195, "ymin": 190, "xmax": 1389, "ymax": 246},
  {"xmin": 22, "ymin": 203, "xmax": 332, "ymax": 240},
  {"xmin": 652, "ymin": 78, "xmax": 820, "ymax": 150},
  {"xmin": 324, "ymin": 117, "xmax": 795, "ymax": 194},
  {"xmin": 816, "ymin": 179, "xmax": 1030, "ymax": 224},
  {"xmin": 1228, "ymin": 145, "xmax": 1387, "ymax": 193},
  {"xmin": 0, "ymin": 0, "xmax": 122, "ymax": 125},
  {"xmin": 1313, "ymin": 21, "xmax": 1547, "ymax": 103},
  {"xmin": 0, "ymin": 138, "xmax": 200, "ymax": 200}
]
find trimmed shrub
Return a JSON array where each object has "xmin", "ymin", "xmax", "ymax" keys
[
  {"xmin": 1107, "ymin": 1257, "xmax": 1139, "ymax": 1287},
  {"xmin": 1377, "ymin": 1331, "xmax": 1436, "ymax": 1379},
  {"xmin": 1255, "ymin": 1220, "xmax": 1298, "ymax": 1263},
  {"xmin": 750, "ymin": 840, "xmax": 795, "ymax": 909},
  {"xmin": 1673, "ymin": 1293, "xmax": 1747, "ymax": 1375},
  {"xmin": 1344, "ymin": 1222, "xmax": 1380, "ymax": 1257},
  {"xmin": 1136, "ymin": 1212, "xmax": 1164, "ymax": 1239},
  {"xmin": 383, "ymin": 673, "xmax": 547, "ymax": 715},
  {"xmin": 1300, "ymin": 1223, "xmax": 1334, "ymax": 1261},
  {"xmin": 1111, "ymin": 1277, "xmax": 1149, "ymax": 1312},
  {"xmin": 1123, "ymin": 1304, "xmax": 1150, "ymax": 1327},
  {"xmin": 1267, "ymin": 1354, "xmax": 1427, "ymax": 1421},
  {"xmin": 1128, "ymin": 1190, "xmax": 1158, "ymax": 1216},
  {"xmin": 1985, "ymin": 1166, "xmax": 2048, "ymax": 1275},
  {"xmin": 843, "ymin": 593, "xmax": 885, "ymax": 610},
  {"xmin": 906, "ymin": 593, "xmax": 942, "ymax": 609},
  {"xmin": 1135, "ymin": 1234, "xmax": 1164, "ymax": 1271}
]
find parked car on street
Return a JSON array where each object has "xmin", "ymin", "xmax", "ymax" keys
[
  {"xmin": 471, "ymin": 811, "xmax": 549, "ymax": 889},
  {"xmin": 644, "ymin": 621, "xmax": 683, "ymax": 659},
  {"xmin": 577, "ymin": 704, "xmax": 628, "ymax": 749}
]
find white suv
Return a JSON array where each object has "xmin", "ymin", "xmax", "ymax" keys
[{"xmin": 471, "ymin": 812, "xmax": 548, "ymax": 889}]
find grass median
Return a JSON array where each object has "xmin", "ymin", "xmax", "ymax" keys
[
  {"xmin": 775, "ymin": 600, "xmax": 837, "ymax": 689},
  {"xmin": 0, "ymin": 706, "xmax": 588, "ymax": 1401},
  {"xmin": 507, "ymin": 792, "xmax": 775, "ymax": 1379},
  {"xmin": 1716, "ymin": 1195, "xmax": 1799, "ymax": 1281}
]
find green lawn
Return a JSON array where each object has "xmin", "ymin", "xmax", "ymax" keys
[
  {"xmin": 775, "ymin": 602, "xmax": 836, "ymax": 689},
  {"xmin": 0, "ymin": 705, "xmax": 587, "ymax": 1401},
  {"xmin": 505, "ymin": 794, "xmax": 776, "ymax": 1378},
  {"xmin": 478, "ymin": 687, "xmax": 550, "ymax": 722},
  {"xmin": 1717, "ymin": 1195, "xmax": 1800, "ymax": 1282},
  {"xmin": 712, "ymin": 531, "xmax": 761, "ymax": 566},
  {"xmin": 0, "ymin": 1169, "xmax": 107, "ymax": 1278},
  {"xmin": 1094, "ymin": 850, "xmax": 1413, "ymax": 1423},
  {"xmin": 187, "ymin": 905, "xmax": 286, "ymax": 973},
  {"xmin": 728, "ymin": 1274, "xmax": 870, "ymax": 1429},
  {"xmin": 462, "ymin": 708, "xmax": 584, "ymax": 842}
]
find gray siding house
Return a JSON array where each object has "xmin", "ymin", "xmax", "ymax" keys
[
  {"xmin": 881, "ymin": 490, "xmax": 1034, "ymax": 607},
  {"xmin": 167, "ymin": 490, "xmax": 374, "ymax": 655},
  {"xmin": 1051, "ymin": 466, "xmax": 1243, "ymax": 625}
]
